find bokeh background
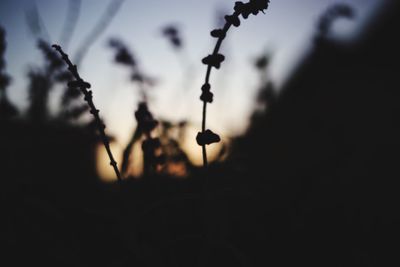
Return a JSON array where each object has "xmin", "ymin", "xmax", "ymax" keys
[
  {"xmin": 2, "ymin": 1, "xmax": 399, "ymax": 266},
  {"xmin": 0, "ymin": 0, "xmax": 383, "ymax": 178}
]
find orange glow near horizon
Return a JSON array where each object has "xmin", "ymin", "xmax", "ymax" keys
[
  {"xmin": 95, "ymin": 125, "xmax": 225, "ymax": 182},
  {"xmin": 95, "ymin": 142, "xmax": 123, "ymax": 183}
]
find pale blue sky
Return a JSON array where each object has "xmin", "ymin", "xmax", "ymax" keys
[{"xmin": 0, "ymin": 0, "xmax": 383, "ymax": 163}]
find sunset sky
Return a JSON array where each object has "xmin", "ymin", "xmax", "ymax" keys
[{"xmin": 0, "ymin": 0, "xmax": 384, "ymax": 171}]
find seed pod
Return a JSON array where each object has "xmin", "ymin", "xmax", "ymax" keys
[
  {"xmin": 200, "ymin": 90, "xmax": 213, "ymax": 103},
  {"xmin": 67, "ymin": 80, "xmax": 91, "ymax": 89},
  {"xmin": 225, "ymin": 15, "xmax": 241, "ymax": 27},
  {"xmin": 210, "ymin": 29, "xmax": 226, "ymax": 38},
  {"xmin": 196, "ymin": 129, "xmax": 221, "ymax": 146},
  {"xmin": 202, "ymin": 54, "xmax": 225, "ymax": 69}
]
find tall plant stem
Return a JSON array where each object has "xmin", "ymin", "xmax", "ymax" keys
[
  {"xmin": 52, "ymin": 44, "xmax": 122, "ymax": 182},
  {"xmin": 201, "ymin": 101, "xmax": 208, "ymax": 167},
  {"xmin": 201, "ymin": 12, "xmax": 236, "ymax": 168}
]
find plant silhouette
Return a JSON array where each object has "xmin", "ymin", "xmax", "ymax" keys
[
  {"xmin": 108, "ymin": 38, "xmax": 164, "ymax": 177},
  {"xmin": 0, "ymin": 26, "xmax": 18, "ymax": 120},
  {"xmin": 3, "ymin": 1, "xmax": 400, "ymax": 266},
  {"xmin": 161, "ymin": 24, "xmax": 182, "ymax": 50},
  {"xmin": 198, "ymin": 0, "xmax": 270, "ymax": 167},
  {"xmin": 52, "ymin": 44, "xmax": 122, "ymax": 181}
]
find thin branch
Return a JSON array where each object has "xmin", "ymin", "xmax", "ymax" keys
[
  {"xmin": 200, "ymin": 15, "xmax": 235, "ymax": 168},
  {"xmin": 198, "ymin": 0, "xmax": 270, "ymax": 168},
  {"xmin": 52, "ymin": 44, "xmax": 122, "ymax": 182}
]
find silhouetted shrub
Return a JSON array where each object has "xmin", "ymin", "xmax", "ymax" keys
[{"xmin": 0, "ymin": 25, "xmax": 18, "ymax": 119}]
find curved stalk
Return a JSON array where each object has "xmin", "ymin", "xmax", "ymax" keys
[
  {"xmin": 199, "ymin": 0, "xmax": 270, "ymax": 168},
  {"xmin": 52, "ymin": 44, "xmax": 122, "ymax": 182}
]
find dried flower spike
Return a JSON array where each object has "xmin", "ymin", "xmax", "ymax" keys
[
  {"xmin": 235, "ymin": 0, "xmax": 270, "ymax": 18},
  {"xmin": 135, "ymin": 102, "xmax": 165, "ymax": 176},
  {"xmin": 67, "ymin": 80, "xmax": 91, "ymax": 89},
  {"xmin": 108, "ymin": 39, "xmax": 161, "ymax": 176},
  {"xmin": 135, "ymin": 102, "xmax": 159, "ymax": 133},
  {"xmin": 198, "ymin": 0, "xmax": 271, "ymax": 168},
  {"xmin": 52, "ymin": 44, "xmax": 122, "ymax": 182}
]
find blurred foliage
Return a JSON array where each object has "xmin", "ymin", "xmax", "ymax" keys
[{"xmin": 2, "ymin": 2, "xmax": 400, "ymax": 266}]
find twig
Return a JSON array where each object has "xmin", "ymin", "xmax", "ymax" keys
[{"xmin": 52, "ymin": 44, "xmax": 122, "ymax": 182}]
